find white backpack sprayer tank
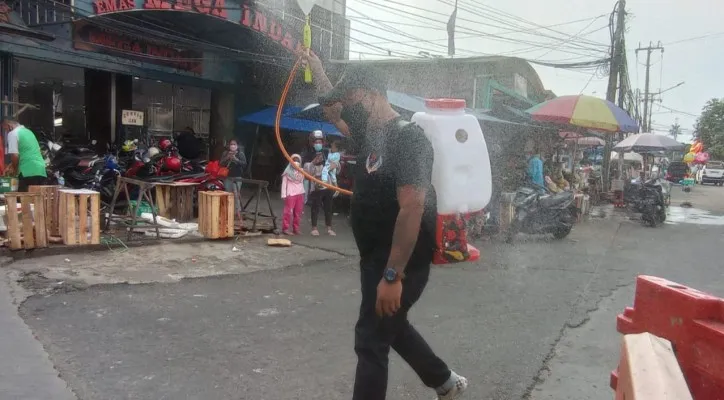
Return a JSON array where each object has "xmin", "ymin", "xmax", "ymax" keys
[{"xmin": 411, "ymin": 98, "xmax": 492, "ymax": 264}]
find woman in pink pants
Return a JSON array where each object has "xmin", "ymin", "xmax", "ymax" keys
[{"xmin": 281, "ymin": 154, "xmax": 306, "ymax": 235}]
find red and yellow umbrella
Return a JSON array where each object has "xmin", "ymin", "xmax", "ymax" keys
[{"xmin": 526, "ymin": 95, "xmax": 639, "ymax": 133}]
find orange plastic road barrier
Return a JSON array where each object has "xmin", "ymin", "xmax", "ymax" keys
[
  {"xmin": 610, "ymin": 276, "xmax": 724, "ymax": 399},
  {"xmin": 615, "ymin": 333, "xmax": 693, "ymax": 400}
]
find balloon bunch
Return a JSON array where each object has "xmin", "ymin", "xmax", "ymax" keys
[{"xmin": 684, "ymin": 140, "xmax": 709, "ymax": 164}]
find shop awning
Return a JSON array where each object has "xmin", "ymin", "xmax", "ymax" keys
[{"xmin": 239, "ymin": 106, "xmax": 343, "ymax": 136}]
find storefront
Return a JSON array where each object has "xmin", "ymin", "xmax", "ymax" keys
[
  {"xmin": 2, "ymin": 0, "xmax": 349, "ymax": 158},
  {"xmin": 12, "ymin": 58, "xmax": 85, "ymax": 142}
]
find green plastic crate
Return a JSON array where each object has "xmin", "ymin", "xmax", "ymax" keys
[
  {"xmin": 127, "ymin": 200, "xmax": 158, "ymax": 217},
  {"xmin": 0, "ymin": 177, "xmax": 17, "ymax": 193}
]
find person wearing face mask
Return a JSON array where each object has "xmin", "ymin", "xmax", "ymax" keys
[
  {"xmin": 303, "ymin": 144, "xmax": 336, "ymax": 237},
  {"xmin": 302, "ymin": 52, "xmax": 468, "ymax": 400},
  {"xmin": 302, "ymin": 131, "xmax": 326, "ymax": 203},
  {"xmin": 220, "ymin": 139, "xmax": 247, "ymax": 214},
  {"xmin": 281, "ymin": 154, "xmax": 305, "ymax": 235}
]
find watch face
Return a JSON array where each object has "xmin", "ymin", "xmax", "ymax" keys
[{"xmin": 383, "ymin": 268, "xmax": 397, "ymax": 282}]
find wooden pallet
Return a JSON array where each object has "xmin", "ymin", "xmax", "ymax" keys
[
  {"xmin": 28, "ymin": 185, "xmax": 62, "ymax": 237},
  {"xmin": 155, "ymin": 182, "xmax": 196, "ymax": 222},
  {"xmin": 198, "ymin": 191, "xmax": 234, "ymax": 239},
  {"xmin": 58, "ymin": 189, "xmax": 101, "ymax": 245},
  {"xmin": 5, "ymin": 192, "xmax": 47, "ymax": 250}
]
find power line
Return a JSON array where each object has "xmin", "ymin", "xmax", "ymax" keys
[
  {"xmin": 438, "ymin": 0, "xmax": 610, "ymax": 53},
  {"xmin": 534, "ymin": 17, "xmax": 603, "ymax": 60},
  {"xmin": 456, "ymin": 0, "xmax": 609, "ymax": 48},
  {"xmin": 656, "ymin": 104, "xmax": 698, "ymax": 118},
  {"xmin": 665, "ymin": 31, "xmax": 724, "ymax": 46},
  {"xmin": 357, "ymin": 0, "xmax": 608, "ymax": 58}
]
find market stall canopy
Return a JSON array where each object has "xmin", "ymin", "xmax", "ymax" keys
[
  {"xmin": 613, "ymin": 133, "xmax": 685, "ymax": 153},
  {"xmin": 294, "ymin": 90, "xmax": 521, "ymax": 125},
  {"xmin": 571, "ymin": 136, "xmax": 605, "ymax": 146},
  {"xmin": 526, "ymin": 95, "xmax": 639, "ymax": 133},
  {"xmin": 559, "ymin": 131, "xmax": 605, "ymax": 146},
  {"xmin": 611, "ymin": 151, "xmax": 643, "ymax": 162},
  {"xmin": 239, "ymin": 106, "xmax": 343, "ymax": 136}
]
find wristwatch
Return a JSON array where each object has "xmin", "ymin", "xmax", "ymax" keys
[{"xmin": 383, "ymin": 268, "xmax": 401, "ymax": 283}]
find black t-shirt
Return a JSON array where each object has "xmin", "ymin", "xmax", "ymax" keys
[{"xmin": 350, "ymin": 117, "xmax": 437, "ymax": 268}]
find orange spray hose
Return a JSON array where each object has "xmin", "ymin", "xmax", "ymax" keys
[{"xmin": 275, "ymin": 56, "xmax": 353, "ymax": 196}]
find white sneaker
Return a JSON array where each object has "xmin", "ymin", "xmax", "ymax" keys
[{"xmin": 435, "ymin": 375, "xmax": 468, "ymax": 400}]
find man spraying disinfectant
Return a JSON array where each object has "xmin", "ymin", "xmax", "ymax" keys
[{"xmin": 303, "ymin": 50, "xmax": 475, "ymax": 400}]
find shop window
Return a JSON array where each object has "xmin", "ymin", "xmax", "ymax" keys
[
  {"xmin": 12, "ymin": 58, "xmax": 86, "ymax": 142},
  {"xmin": 132, "ymin": 78, "xmax": 174, "ymax": 135},
  {"xmin": 173, "ymin": 85, "xmax": 210, "ymax": 137},
  {"xmin": 131, "ymin": 78, "xmax": 211, "ymax": 147}
]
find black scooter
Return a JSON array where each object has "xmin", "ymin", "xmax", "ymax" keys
[
  {"xmin": 507, "ymin": 185, "xmax": 577, "ymax": 242},
  {"xmin": 624, "ymin": 178, "xmax": 667, "ymax": 227}
]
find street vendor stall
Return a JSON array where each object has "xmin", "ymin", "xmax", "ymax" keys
[{"xmin": 526, "ymin": 94, "xmax": 640, "ymax": 194}]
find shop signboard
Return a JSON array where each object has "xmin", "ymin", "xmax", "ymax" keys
[
  {"xmin": 89, "ymin": 0, "xmax": 306, "ymax": 54},
  {"xmin": 92, "ymin": 0, "xmax": 135, "ymax": 14},
  {"xmin": 121, "ymin": 110, "xmax": 144, "ymax": 126},
  {"xmin": 141, "ymin": 0, "xmax": 228, "ymax": 18},
  {"xmin": 72, "ymin": 20, "xmax": 203, "ymax": 74}
]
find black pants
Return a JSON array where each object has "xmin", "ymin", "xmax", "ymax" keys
[
  {"xmin": 18, "ymin": 175, "xmax": 47, "ymax": 192},
  {"xmin": 309, "ymin": 189, "xmax": 333, "ymax": 227},
  {"xmin": 353, "ymin": 256, "xmax": 451, "ymax": 400}
]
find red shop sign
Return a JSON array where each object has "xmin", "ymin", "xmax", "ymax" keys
[
  {"xmin": 143, "ymin": 0, "xmax": 228, "ymax": 18},
  {"xmin": 240, "ymin": 4, "xmax": 302, "ymax": 53},
  {"xmin": 73, "ymin": 21, "xmax": 203, "ymax": 73},
  {"xmin": 93, "ymin": 0, "xmax": 134, "ymax": 15}
]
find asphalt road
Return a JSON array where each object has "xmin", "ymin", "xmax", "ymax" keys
[{"xmin": 18, "ymin": 188, "xmax": 724, "ymax": 400}]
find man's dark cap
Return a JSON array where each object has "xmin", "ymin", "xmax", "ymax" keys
[{"xmin": 319, "ymin": 64, "xmax": 388, "ymax": 105}]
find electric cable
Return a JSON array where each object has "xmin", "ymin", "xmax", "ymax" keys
[
  {"xmin": 457, "ymin": 0, "xmax": 609, "ymax": 48},
  {"xmin": 535, "ymin": 17, "xmax": 602, "ymax": 60},
  {"xmin": 447, "ymin": 0, "xmax": 609, "ymax": 51},
  {"xmin": 656, "ymin": 104, "xmax": 698, "ymax": 118},
  {"xmin": 665, "ymin": 31, "xmax": 724, "ymax": 46},
  {"xmin": 356, "ymin": 0, "xmax": 608, "ymax": 59}
]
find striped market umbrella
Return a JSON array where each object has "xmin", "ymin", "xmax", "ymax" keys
[{"xmin": 527, "ymin": 95, "xmax": 639, "ymax": 133}]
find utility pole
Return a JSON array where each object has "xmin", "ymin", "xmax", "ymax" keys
[
  {"xmin": 635, "ymin": 41, "xmax": 664, "ymax": 132},
  {"xmin": 606, "ymin": 0, "xmax": 626, "ymax": 103},
  {"xmin": 603, "ymin": 0, "xmax": 626, "ymax": 190}
]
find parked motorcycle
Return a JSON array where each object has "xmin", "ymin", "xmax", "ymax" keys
[
  {"xmin": 624, "ymin": 178, "xmax": 667, "ymax": 227},
  {"xmin": 507, "ymin": 185, "xmax": 577, "ymax": 242}
]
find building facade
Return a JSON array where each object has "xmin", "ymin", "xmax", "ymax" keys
[
  {"xmin": 1, "ymin": 0, "xmax": 349, "ymax": 156},
  {"xmin": 328, "ymin": 56, "xmax": 555, "ymax": 119}
]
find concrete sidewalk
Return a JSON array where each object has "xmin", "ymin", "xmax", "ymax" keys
[{"xmin": 0, "ymin": 272, "xmax": 76, "ymax": 400}]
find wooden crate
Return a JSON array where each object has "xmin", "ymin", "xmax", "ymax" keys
[
  {"xmin": 4, "ymin": 192, "xmax": 47, "ymax": 250},
  {"xmin": 155, "ymin": 182, "xmax": 196, "ymax": 222},
  {"xmin": 28, "ymin": 185, "xmax": 62, "ymax": 236},
  {"xmin": 498, "ymin": 192, "xmax": 516, "ymax": 233},
  {"xmin": 198, "ymin": 191, "xmax": 234, "ymax": 239},
  {"xmin": 58, "ymin": 189, "xmax": 101, "ymax": 245}
]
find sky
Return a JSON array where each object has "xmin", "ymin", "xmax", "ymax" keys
[{"xmin": 343, "ymin": 0, "xmax": 723, "ymax": 143}]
